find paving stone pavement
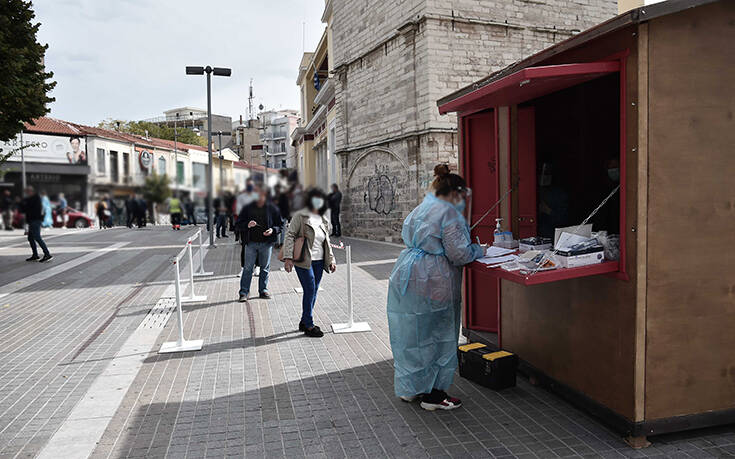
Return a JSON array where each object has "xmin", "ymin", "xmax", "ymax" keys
[{"xmin": 69, "ymin": 234, "xmax": 732, "ymax": 459}]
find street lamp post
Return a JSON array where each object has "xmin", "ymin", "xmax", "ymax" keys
[
  {"xmin": 20, "ymin": 130, "xmax": 26, "ymax": 191},
  {"xmin": 217, "ymin": 131, "xmax": 223, "ymax": 196},
  {"xmin": 174, "ymin": 113, "xmax": 179, "ymax": 193},
  {"xmin": 186, "ymin": 65, "xmax": 231, "ymax": 247}
]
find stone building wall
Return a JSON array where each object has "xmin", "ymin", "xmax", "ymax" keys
[{"xmin": 333, "ymin": 0, "xmax": 616, "ymax": 242}]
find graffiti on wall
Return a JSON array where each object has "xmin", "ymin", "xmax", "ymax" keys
[{"xmin": 364, "ymin": 164, "xmax": 398, "ymax": 215}]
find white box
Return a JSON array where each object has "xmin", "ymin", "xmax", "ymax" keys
[{"xmin": 558, "ymin": 250, "xmax": 605, "ymax": 268}]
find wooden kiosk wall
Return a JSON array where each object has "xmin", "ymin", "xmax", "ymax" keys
[{"xmin": 644, "ymin": 0, "xmax": 735, "ymax": 422}]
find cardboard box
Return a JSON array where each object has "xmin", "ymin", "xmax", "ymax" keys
[{"xmin": 557, "ymin": 249, "xmax": 605, "ymax": 268}]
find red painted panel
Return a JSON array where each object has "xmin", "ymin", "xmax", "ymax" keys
[
  {"xmin": 517, "ymin": 107, "xmax": 537, "ymax": 238},
  {"xmin": 461, "ymin": 110, "xmax": 500, "ymax": 333}
]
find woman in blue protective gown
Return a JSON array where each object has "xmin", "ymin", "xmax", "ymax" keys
[
  {"xmin": 40, "ymin": 191, "xmax": 53, "ymax": 228},
  {"xmin": 387, "ymin": 164, "xmax": 485, "ymax": 411}
]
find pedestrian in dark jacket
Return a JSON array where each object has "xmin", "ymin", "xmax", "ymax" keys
[
  {"xmin": 20, "ymin": 186, "xmax": 52, "ymax": 262},
  {"xmin": 1, "ymin": 190, "xmax": 13, "ymax": 231},
  {"xmin": 328, "ymin": 184, "xmax": 342, "ymax": 237},
  {"xmin": 235, "ymin": 187, "xmax": 282, "ymax": 303},
  {"xmin": 125, "ymin": 194, "xmax": 137, "ymax": 228},
  {"xmin": 136, "ymin": 197, "xmax": 147, "ymax": 227}
]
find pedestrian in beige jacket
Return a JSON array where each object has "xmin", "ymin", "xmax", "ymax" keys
[{"xmin": 283, "ymin": 188, "xmax": 336, "ymax": 337}]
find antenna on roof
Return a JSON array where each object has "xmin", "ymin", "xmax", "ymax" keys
[{"xmin": 248, "ymin": 79, "xmax": 254, "ymax": 122}]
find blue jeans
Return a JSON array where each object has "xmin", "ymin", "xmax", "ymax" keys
[
  {"xmin": 216, "ymin": 214, "xmax": 227, "ymax": 237},
  {"xmin": 239, "ymin": 242, "xmax": 272, "ymax": 297},
  {"xmin": 295, "ymin": 260, "xmax": 324, "ymax": 329},
  {"xmin": 28, "ymin": 220, "xmax": 50, "ymax": 257}
]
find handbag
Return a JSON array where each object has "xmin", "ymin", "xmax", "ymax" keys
[{"xmin": 278, "ymin": 216, "xmax": 306, "ymax": 262}]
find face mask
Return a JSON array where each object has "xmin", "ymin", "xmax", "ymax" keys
[
  {"xmin": 246, "ymin": 185, "xmax": 253, "ymax": 192},
  {"xmin": 453, "ymin": 199, "xmax": 466, "ymax": 214},
  {"xmin": 311, "ymin": 197, "xmax": 325, "ymax": 210},
  {"xmin": 607, "ymin": 168, "xmax": 620, "ymax": 182}
]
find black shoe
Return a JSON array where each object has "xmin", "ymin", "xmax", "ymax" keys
[
  {"xmin": 259, "ymin": 291, "xmax": 272, "ymax": 300},
  {"xmin": 298, "ymin": 322, "xmax": 306, "ymax": 332},
  {"xmin": 238, "ymin": 295, "xmax": 249, "ymax": 303},
  {"xmin": 304, "ymin": 326, "xmax": 324, "ymax": 338},
  {"xmin": 420, "ymin": 390, "xmax": 462, "ymax": 411},
  {"xmin": 39, "ymin": 255, "xmax": 53, "ymax": 263},
  {"xmin": 26, "ymin": 255, "xmax": 40, "ymax": 262}
]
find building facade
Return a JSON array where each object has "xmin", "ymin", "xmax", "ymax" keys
[
  {"xmin": 331, "ymin": 0, "xmax": 616, "ymax": 241},
  {"xmin": 293, "ymin": 4, "xmax": 338, "ymax": 190},
  {"xmin": 259, "ymin": 110, "xmax": 299, "ymax": 170},
  {"xmin": 146, "ymin": 107, "xmax": 232, "ymax": 150}
]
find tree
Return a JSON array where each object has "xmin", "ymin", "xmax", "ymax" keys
[
  {"xmin": 142, "ymin": 172, "xmax": 172, "ymax": 206},
  {"xmin": 98, "ymin": 119, "xmax": 207, "ymax": 147},
  {"xmin": 0, "ymin": 0, "xmax": 56, "ymax": 142}
]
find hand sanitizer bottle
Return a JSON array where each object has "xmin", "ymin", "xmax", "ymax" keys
[{"xmin": 494, "ymin": 218, "xmax": 504, "ymax": 245}]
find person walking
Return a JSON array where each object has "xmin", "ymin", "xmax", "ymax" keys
[
  {"xmin": 236, "ymin": 187, "xmax": 282, "ymax": 304},
  {"xmin": 283, "ymin": 188, "xmax": 337, "ymax": 338},
  {"xmin": 20, "ymin": 186, "xmax": 53, "ymax": 262},
  {"xmin": 327, "ymin": 184, "xmax": 342, "ymax": 237},
  {"xmin": 136, "ymin": 196, "xmax": 147, "ymax": 227},
  {"xmin": 95, "ymin": 198, "xmax": 109, "ymax": 229},
  {"xmin": 184, "ymin": 197, "xmax": 196, "ymax": 226},
  {"xmin": 125, "ymin": 194, "xmax": 137, "ymax": 228},
  {"xmin": 169, "ymin": 194, "xmax": 183, "ymax": 230},
  {"xmin": 1, "ymin": 190, "xmax": 13, "ymax": 231},
  {"xmin": 387, "ymin": 164, "xmax": 484, "ymax": 411},
  {"xmin": 57, "ymin": 193, "xmax": 68, "ymax": 227},
  {"xmin": 214, "ymin": 195, "xmax": 228, "ymax": 238},
  {"xmin": 40, "ymin": 191, "xmax": 53, "ymax": 228}
]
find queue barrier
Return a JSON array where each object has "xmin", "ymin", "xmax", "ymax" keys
[
  {"xmin": 159, "ymin": 229, "xmax": 207, "ymax": 354},
  {"xmin": 194, "ymin": 230, "xmax": 214, "ymax": 277},
  {"xmin": 330, "ymin": 242, "xmax": 371, "ymax": 334}
]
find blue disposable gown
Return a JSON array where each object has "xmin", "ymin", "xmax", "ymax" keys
[{"xmin": 387, "ymin": 193, "xmax": 484, "ymax": 397}]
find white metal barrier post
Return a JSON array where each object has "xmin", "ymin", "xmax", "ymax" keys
[
  {"xmin": 331, "ymin": 244, "xmax": 371, "ymax": 334},
  {"xmin": 194, "ymin": 229, "xmax": 213, "ymax": 277},
  {"xmin": 159, "ymin": 254, "xmax": 203, "ymax": 353},
  {"xmin": 181, "ymin": 237, "xmax": 207, "ymax": 303}
]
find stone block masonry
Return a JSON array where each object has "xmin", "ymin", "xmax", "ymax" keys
[{"xmin": 333, "ymin": 0, "xmax": 617, "ymax": 241}]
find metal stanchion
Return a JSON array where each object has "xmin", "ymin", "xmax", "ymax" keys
[
  {"xmin": 331, "ymin": 244, "xmax": 371, "ymax": 334},
  {"xmin": 159, "ymin": 252, "xmax": 203, "ymax": 353},
  {"xmin": 194, "ymin": 229, "xmax": 213, "ymax": 277},
  {"xmin": 181, "ymin": 236, "xmax": 207, "ymax": 303}
]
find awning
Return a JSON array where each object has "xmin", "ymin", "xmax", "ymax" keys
[{"xmin": 438, "ymin": 61, "xmax": 620, "ymax": 115}]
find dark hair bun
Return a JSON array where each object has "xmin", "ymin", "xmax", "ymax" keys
[{"xmin": 434, "ymin": 164, "xmax": 450, "ymax": 178}]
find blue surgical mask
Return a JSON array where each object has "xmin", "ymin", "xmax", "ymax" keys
[
  {"xmin": 311, "ymin": 197, "xmax": 325, "ymax": 210},
  {"xmin": 453, "ymin": 199, "xmax": 466, "ymax": 213},
  {"xmin": 607, "ymin": 168, "xmax": 620, "ymax": 182}
]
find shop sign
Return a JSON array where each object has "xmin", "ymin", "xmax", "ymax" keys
[
  {"xmin": 1, "ymin": 133, "xmax": 87, "ymax": 165},
  {"xmin": 29, "ymin": 173, "xmax": 61, "ymax": 183},
  {"xmin": 139, "ymin": 150, "xmax": 153, "ymax": 169}
]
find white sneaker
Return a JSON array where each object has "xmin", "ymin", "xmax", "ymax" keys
[{"xmin": 400, "ymin": 395, "xmax": 418, "ymax": 403}]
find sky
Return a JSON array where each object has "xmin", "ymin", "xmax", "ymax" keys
[{"xmin": 33, "ymin": 0, "xmax": 325, "ymax": 126}]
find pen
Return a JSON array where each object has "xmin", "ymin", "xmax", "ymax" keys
[{"xmin": 476, "ymin": 236, "xmax": 481, "ymax": 245}]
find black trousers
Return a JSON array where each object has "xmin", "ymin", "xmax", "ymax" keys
[
  {"xmin": 171, "ymin": 212, "xmax": 182, "ymax": 227},
  {"xmin": 330, "ymin": 210, "xmax": 341, "ymax": 236}
]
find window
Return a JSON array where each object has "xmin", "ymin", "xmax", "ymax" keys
[
  {"xmin": 451, "ymin": 62, "xmax": 625, "ymax": 286},
  {"xmin": 158, "ymin": 157, "xmax": 166, "ymax": 176},
  {"xmin": 110, "ymin": 151, "xmax": 119, "ymax": 183},
  {"xmin": 192, "ymin": 163, "xmax": 207, "ymax": 189},
  {"xmin": 280, "ymin": 142, "xmax": 286, "ymax": 153},
  {"xmin": 177, "ymin": 161, "xmax": 185, "ymax": 185},
  {"xmin": 96, "ymin": 148, "xmax": 105, "ymax": 174},
  {"xmin": 281, "ymin": 159, "xmax": 286, "ymax": 168},
  {"xmin": 122, "ymin": 153, "xmax": 130, "ymax": 178}
]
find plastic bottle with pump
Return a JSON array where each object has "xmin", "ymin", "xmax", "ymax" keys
[{"xmin": 493, "ymin": 218, "xmax": 504, "ymax": 245}]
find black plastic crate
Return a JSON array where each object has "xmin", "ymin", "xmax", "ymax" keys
[{"xmin": 458, "ymin": 343, "xmax": 518, "ymax": 391}]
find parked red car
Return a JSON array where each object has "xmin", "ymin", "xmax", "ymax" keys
[{"xmin": 12, "ymin": 208, "xmax": 94, "ymax": 229}]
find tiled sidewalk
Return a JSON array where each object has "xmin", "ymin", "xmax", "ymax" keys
[{"xmin": 89, "ymin": 237, "xmax": 735, "ymax": 458}]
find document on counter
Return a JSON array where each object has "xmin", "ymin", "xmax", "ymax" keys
[
  {"xmin": 477, "ymin": 254, "xmax": 518, "ymax": 266},
  {"xmin": 485, "ymin": 246, "xmax": 516, "ymax": 258}
]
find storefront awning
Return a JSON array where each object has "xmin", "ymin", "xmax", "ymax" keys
[{"xmin": 438, "ymin": 61, "xmax": 620, "ymax": 115}]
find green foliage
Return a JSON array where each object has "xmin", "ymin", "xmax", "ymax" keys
[
  {"xmin": 98, "ymin": 119, "xmax": 207, "ymax": 147},
  {"xmin": 142, "ymin": 173, "xmax": 171, "ymax": 205},
  {"xmin": 0, "ymin": 0, "xmax": 56, "ymax": 141}
]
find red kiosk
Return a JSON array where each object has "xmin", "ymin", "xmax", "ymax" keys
[{"xmin": 438, "ymin": 0, "xmax": 735, "ymax": 444}]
